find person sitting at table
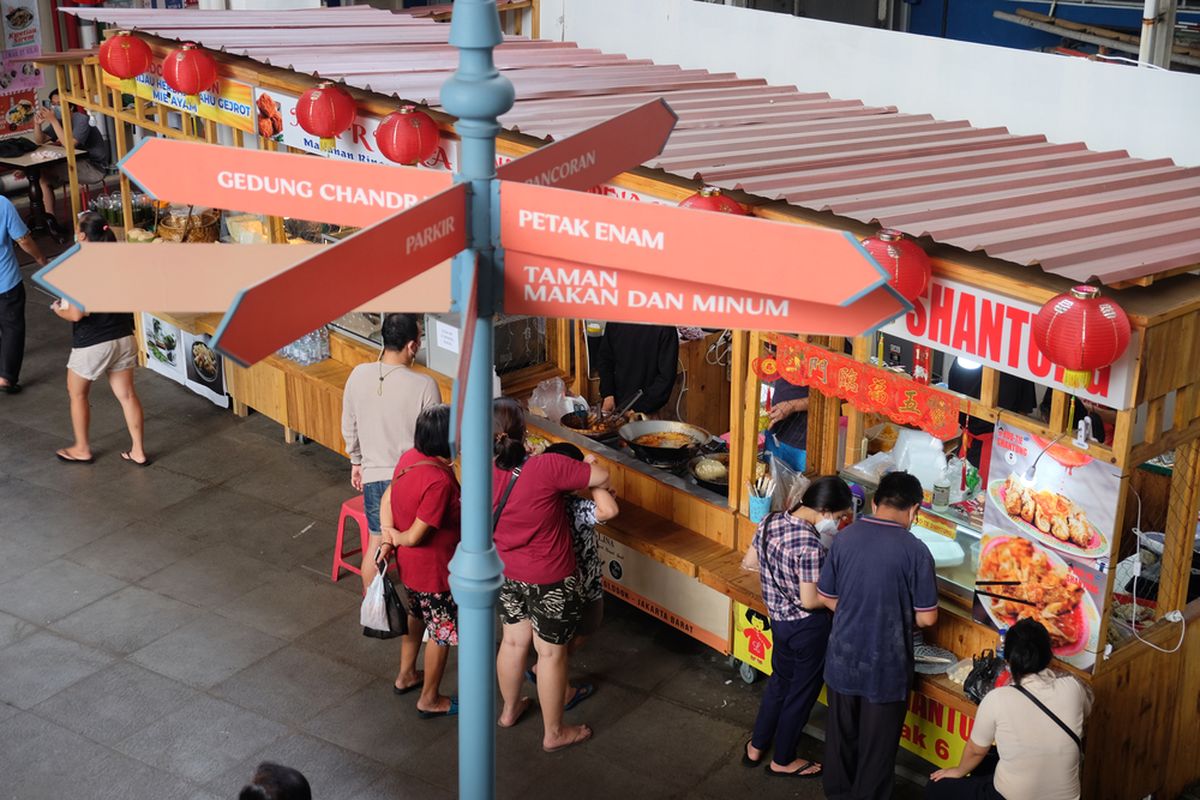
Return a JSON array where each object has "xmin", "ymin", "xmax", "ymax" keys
[
  {"xmin": 30, "ymin": 90, "xmax": 109, "ymax": 220},
  {"xmin": 596, "ymin": 321, "xmax": 679, "ymax": 418}
]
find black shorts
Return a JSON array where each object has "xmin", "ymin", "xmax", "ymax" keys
[
  {"xmin": 498, "ymin": 575, "xmax": 584, "ymax": 645},
  {"xmin": 575, "ymin": 597, "xmax": 604, "ymax": 637}
]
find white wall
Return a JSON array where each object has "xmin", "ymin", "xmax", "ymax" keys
[{"xmin": 539, "ymin": 0, "xmax": 1200, "ymax": 166}]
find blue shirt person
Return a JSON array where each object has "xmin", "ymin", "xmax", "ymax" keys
[{"xmin": 0, "ymin": 195, "xmax": 49, "ymax": 392}]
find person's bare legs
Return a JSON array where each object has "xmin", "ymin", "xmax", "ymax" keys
[
  {"xmin": 416, "ymin": 642, "xmax": 452, "ymax": 714},
  {"xmin": 394, "ymin": 613, "xmax": 423, "ymax": 692},
  {"xmin": 57, "ymin": 369, "xmax": 93, "ymax": 460},
  {"xmin": 107, "ymin": 369, "xmax": 145, "ymax": 462},
  {"xmin": 533, "ymin": 636, "xmax": 591, "ymax": 751},
  {"xmin": 40, "ymin": 176, "xmax": 55, "ymax": 218},
  {"xmin": 361, "ymin": 533, "xmax": 382, "ymax": 594},
  {"xmin": 497, "ymin": 620, "xmax": 533, "ymax": 727}
]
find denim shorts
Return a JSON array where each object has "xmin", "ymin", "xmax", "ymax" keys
[{"xmin": 362, "ymin": 480, "xmax": 390, "ymax": 535}]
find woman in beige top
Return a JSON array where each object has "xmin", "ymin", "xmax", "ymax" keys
[{"xmin": 926, "ymin": 619, "xmax": 1091, "ymax": 800}]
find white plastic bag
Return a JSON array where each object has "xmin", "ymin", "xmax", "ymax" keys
[
  {"xmin": 360, "ymin": 571, "xmax": 389, "ymax": 632},
  {"xmin": 529, "ymin": 377, "xmax": 576, "ymax": 422}
]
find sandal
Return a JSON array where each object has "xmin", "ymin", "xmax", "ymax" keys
[
  {"xmin": 56, "ymin": 450, "xmax": 94, "ymax": 464},
  {"xmin": 121, "ymin": 451, "xmax": 152, "ymax": 467},
  {"xmin": 742, "ymin": 739, "xmax": 764, "ymax": 768},
  {"xmin": 766, "ymin": 760, "xmax": 822, "ymax": 779},
  {"xmin": 417, "ymin": 697, "xmax": 458, "ymax": 719},
  {"xmin": 564, "ymin": 683, "xmax": 594, "ymax": 712}
]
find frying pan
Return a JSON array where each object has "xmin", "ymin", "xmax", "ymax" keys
[
  {"xmin": 619, "ymin": 419, "xmax": 712, "ymax": 463},
  {"xmin": 688, "ymin": 453, "xmax": 730, "ymax": 494},
  {"xmin": 559, "ymin": 390, "xmax": 643, "ymax": 442}
]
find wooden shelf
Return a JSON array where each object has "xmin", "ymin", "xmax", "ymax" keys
[{"xmin": 599, "ymin": 504, "xmax": 730, "ymax": 578}]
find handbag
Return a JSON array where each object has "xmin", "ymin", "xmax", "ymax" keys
[
  {"xmin": 1014, "ymin": 683, "xmax": 1084, "ymax": 754},
  {"xmin": 493, "ymin": 467, "xmax": 521, "ymax": 526},
  {"xmin": 361, "ymin": 551, "xmax": 408, "ymax": 639},
  {"xmin": 963, "ymin": 649, "xmax": 1007, "ymax": 704}
]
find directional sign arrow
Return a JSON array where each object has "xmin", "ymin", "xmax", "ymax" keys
[
  {"xmin": 499, "ymin": 181, "xmax": 888, "ymax": 307},
  {"xmin": 496, "ymin": 99, "xmax": 677, "ymax": 192},
  {"xmin": 504, "ymin": 251, "xmax": 909, "ymax": 335},
  {"xmin": 31, "ymin": 244, "xmax": 451, "ymax": 314},
  {"xmin": 213, "ymin": 183, "xmax": 468, "ymax": 366},
  {"xmin": 120, "ymin": 138, "xmax": 454, "ymax": 229}
]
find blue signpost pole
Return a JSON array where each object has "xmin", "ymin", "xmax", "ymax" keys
[{"xmin": 441, "ymin": 2, "xmax": 514, "ymax": 799}]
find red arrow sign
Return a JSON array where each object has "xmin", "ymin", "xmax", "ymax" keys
[
  {"xmin": 31, "ymin": 243, "xmax": 451, "ymax": 314},
  {"xmin": 496, "ymin": 99, "xmax": 676, "ymax": 192},
  {"xmin": 499, "ymin": 181, "xmax": 887, "ymax": 307},
  {"xmin": 213, "ymin": 183, "xmax": 468, "ymax": 366},
  {"xmin": 121, "ymin": 138, "xmax": 453, "ymax": 229},
  {"xmin": 504, "ymin": 251, "xmax": 908, "ymax": 334}
]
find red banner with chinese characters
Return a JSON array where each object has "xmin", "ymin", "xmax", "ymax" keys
[{"xmin": 752, "ymin": 335, "xmax": 961, "ymax": 440}]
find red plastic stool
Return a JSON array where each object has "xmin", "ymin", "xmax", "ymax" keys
[{"xmin": 331, "ymin": 495, "xmax": 370, "ymax": 582}]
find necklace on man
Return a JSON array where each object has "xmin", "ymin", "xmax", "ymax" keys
[{"xmin": 378, "ymin": 363, "xmax": 406, "ymax": 395}]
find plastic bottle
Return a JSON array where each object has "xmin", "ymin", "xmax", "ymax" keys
[{"xmin": 996, "ymin": 627, "xmax": 1007, "ymax": 660}]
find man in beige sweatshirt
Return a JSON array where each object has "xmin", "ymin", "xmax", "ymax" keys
[{"xmin": 341, "ymin": 313, "xmax": 441, "ymax": 605}]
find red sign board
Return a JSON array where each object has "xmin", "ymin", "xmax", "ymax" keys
[
  {"xmin": 213, "ymin": 184, "xmax": 467, "ymax": 366},
  {"xmin": 504, "ymin": 250, "xmax": 907, "ymax": 334},
  {"xmin": 753, "ymin": 334, "xmax": 962, "ymax": 439},
  {"xmin": 499, "ymin": 181, "xmax": 886, "ymax": 306},
  {"xmin": 496, "ymin": 99, "xmax": 677, "ymax": 192},
  {"xmin": 121, "ymin": 138, "xmax": 453, "ymax": 228}
]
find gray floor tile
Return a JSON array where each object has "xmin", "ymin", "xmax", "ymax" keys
[
  {"xmin": 138, "ymin": 544, "xmax": 281, "ymax": 608},
  {"xmin": 67, "ymin": 748, "xmax": 204, "ymax": 800},
  {"xmin": 207, "ymin": 732, "xmax": 387, "ymax": 798},
  {"xmin": 212, "ymin": 646, "xmax": 373, "ymax": 726},
  {"xmin": 303, "ymin": 678, "xmax": 455, "ymax": 764},
  {"xmin": 116, "ymin": 695, "xmax": 287, "ymax": 784},
  {"xmin": 0, "ymin": 558, "xmax": 127, "ymax": 625},
  {"xmin": 521, "ymin": 749, "xmax": 683, "ymax": 800},
  {"xmin": 654, "ymin": 653, "xmax": 765, "ymax": 730},
  {"xmin": 0, "ymin": 479, "xmax": 141, "ymax": 556},
  {"xmin": 50, "ymin": 585, "xmax": 203, "ymax": 654},
  {"xmin": 210, "ymin": 504, "xmax": 333, "ymax": 568},
  {"xmin": 153, "ymin": 486, "xmax": 283, "ymax": 541},
  {"xmin": 64, "ymin": 521, "xmax": 203, "ymax": 583},
  {"xmin": 32, "ymin": 660, "xmax": 198, "ymax": 745},
  {"xmin": 0, "ymin": 610, "xmax": 37, "ymax": 649},
  {"xmin": 213, "ymin": 572, "xmax": 359, "ymax": 640},
  {"xmin": 348, "ymin": 771, "xmax": 455, "ymax": 800},
  {"xmin": 0, "ymin": 531, "xmax": 59, "ymax": 586},
  {"xmin": 128, "ymin": 613, "xmax": 286, "ymax": 689},
  {"xmin": 152, "ymin": 434, "xmax": 280, "ymax": 486},
  {"xmin": 0, "ymin": 711, "xmax": 103, "ymax": 792},
  {"xmin": 0, "ymin": 631, "xmax": 115, "ymax": 709},
  {"xmin": 294, "ymin": 614, "xmax": 407, "ymax": 681}
]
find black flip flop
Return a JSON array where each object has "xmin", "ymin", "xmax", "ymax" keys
[
  {"xmin": 742, "ymin": 740, "xmax": 764, "ymax": 768},
  {"xmin": 56, "ymin": 451, "xmax": 94, "ymax": 465},
  {"xmin": 766, "ymin": 760, "xmax": 822, "ymax": 779},
  {"xmin": 1, "ymin": 383, "xmax": 21, "ymax": 394},
  {"xmin": 121, "ymin": 452, "xmax": 152, "ymax": 467},
  {"xmin": 393, "ymin": 683, "xmax": 421, "ymax": 696}
]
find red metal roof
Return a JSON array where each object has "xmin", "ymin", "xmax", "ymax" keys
[{"xmin": 69, "ymin": 6, "xmax": 1200, "ymax": 285}]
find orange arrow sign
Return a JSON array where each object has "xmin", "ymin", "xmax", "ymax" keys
[
  {"xmin": 499, "ymin": 181, "xmax": 887, "ymax": 307},
  {"xmin": 496, "ymin": 99, "xmax": 677, "ymax": 191},
  {"xmin": 32, "ymin": 243, "xmax": 450, "ymax": 314},
  {"xmin": 504, "ymin": 251, "xmax": 909, "ymax": 334},
  {"xmin": 120, "ymin": 138, "xmax": 454, "ymax": 228},
  {"xmin": 213, "ymin": 183, "xmax": 468, "ymax": 366}
]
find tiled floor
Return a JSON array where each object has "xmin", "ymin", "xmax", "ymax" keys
[{"xmin": 0, "ymin": 237, "xmax": 927, "ymax": 799}]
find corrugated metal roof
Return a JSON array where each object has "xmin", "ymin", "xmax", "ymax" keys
[{"xmin": 68, "ymin": 6, "xmax": 1200, "ymax": 285}]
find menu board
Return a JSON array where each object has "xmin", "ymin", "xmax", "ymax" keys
[
  {"xmin": 0, "ymin": 0, "xmax": 41, "ymax": 137},
  {"xmin": 142, "ymin": 313, "xmax": 185, "ymax": 385},
  {"xmin": 973, "ymin": 421, "xmax": 1119, "ymax": 672},
  {"xmin": 181, "ymin": 330, "xmax": 228, "ymax": 408}
]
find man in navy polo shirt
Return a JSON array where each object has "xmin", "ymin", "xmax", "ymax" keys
[{"xmin": 818, "ymin": 471, "xmax": 939, "ymax": 800}]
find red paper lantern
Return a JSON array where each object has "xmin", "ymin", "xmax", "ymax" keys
[
  {"xmin": 861, "ymin": 228, "xmax": 931, "ymax": 302},
  {"xmin": 1032, "ymin": 285, "xmax": 1131, "ymax": 389},
  {"xmin": 295, "ymin": 82, "xmax": 357, "ymax": 153},
  {"xmin": 375, "ymin": 106, "xmax": 439, "ymax": 166},
  {"xmin": 162, "ymin": 43, "xmax": 217, "ymax": 107},
  {"xmin": 98, "ymin": 31, "xmax": 152, "ymax": 94},
  {"xmin": 679, "ymin": 186, "xmax": 747, "ymax": 215}
]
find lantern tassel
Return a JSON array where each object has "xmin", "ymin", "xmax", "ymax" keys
[
  {"xmin": 1061, "ymin": 369, "xmax": 1092, "ymax": 389},
  {"xmin": 319, "ymin": 136, "xmax": 335, "ymax": 152}
]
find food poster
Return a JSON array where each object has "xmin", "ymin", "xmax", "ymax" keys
[
  {"xmin": 973, "ymin": 421, "xmax": 1119, "ymax": 671},
  {"xmin": 102, "ymin": 68, "xmax": 255, "ymax": 133},
  {"xmin": 0, "ymin": 0, "xmax": 42, "ymax": 98},
  {"xmin": 142, "ymin": 313, "xmax": 185, "ymax": 385},
  {"xmin": 252, "ymin": 87, "xmax": 457, "ymax": 171},
  {"xmin": 0, "ymin": 89, "xmax": 34, "ymax": 134},
  {"xmin": 181, "ymin": 330, "xmax": 229, "ymax": 408}
]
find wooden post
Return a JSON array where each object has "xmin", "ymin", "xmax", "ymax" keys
[
  {"xmin": 844, "ymin": 335, "xmax": 871, "ymax": 467},
  {"xmin": 738, "ymin": 331, "xmax": 763, "ymax": 514},
  {"xmin": 1158, "ymin": 438, "xmax": 1200, "ymax": 617},
  {"xmin": 727, "ymin": 330, "xmax": 749, "ymax": 511},
  {"xmin": 56, "ymin": 74, "xmax": 82, "ymax": 224},
  {"xmin": 531, "ymin": 0, "xmax": 541, "ymax": 38},
  {"xmin": 110, "ymin": 88, "xmax": 134, "ymax": 233}
]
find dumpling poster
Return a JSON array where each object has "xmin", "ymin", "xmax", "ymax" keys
[{"xmin": 973, "ymin": 421, "xmax": 1119, "ymax": 672}]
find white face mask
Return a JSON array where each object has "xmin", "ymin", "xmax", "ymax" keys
[{"xmin": 815, "ymin": 517, "xmax": 839, "ymax": 548}]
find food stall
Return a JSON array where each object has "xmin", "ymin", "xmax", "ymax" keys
[{"xmin": 40, "ymin": 8, "xmax": 1200, "ymax": 798}]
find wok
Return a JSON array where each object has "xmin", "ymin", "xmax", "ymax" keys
[
  {"xmin": 619, "ymin": 419, "xmax": 712, "ymax": 463},
  {"xmin": 560, "ymin": 409, "xmax": 627, "ymax": 441}
]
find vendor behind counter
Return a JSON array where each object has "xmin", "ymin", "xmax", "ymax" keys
[{"xmin": 596, "ymin": 322, "xmax": 679, "ymax": 417}]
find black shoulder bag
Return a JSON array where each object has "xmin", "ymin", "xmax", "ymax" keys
[{"xmin": 1014, "ymin": 684, "xmax": 1084, "ymax": 754}]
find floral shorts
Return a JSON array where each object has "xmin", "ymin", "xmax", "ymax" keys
[
  {"xmin": 406, "ymin": 589, "xmax": 458, "ymax": 646},
  {"xmin": 498, "ymin": 575, "xmax": 584, "ymax": 646}
]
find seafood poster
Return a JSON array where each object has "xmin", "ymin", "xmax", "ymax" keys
[
  {"xmin": 181, "ymin": 330, "xmax": 229, "ymax": 409},
  {"xmin": 0, "ymin": 89, "xmax": 34, "ymax": 134},
  {"xmin": 0, "ymin": 0, "xmax": 42, "ymax": 97},
  {"xmin": 974, "ymin": 421, "xmax": 1120, "ymax": 671},
  {"xmin": 141, "ymin": 313, "xmax": 186, "ymax": 386}
]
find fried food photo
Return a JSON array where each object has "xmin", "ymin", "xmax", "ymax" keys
[
  {"xmin": 978, "ymin": 537, "xmax": 1085, "ymax": 649},
  {"xmin": 1001, "ymin": 475, "xmax": 1093, "ymax": 548}
]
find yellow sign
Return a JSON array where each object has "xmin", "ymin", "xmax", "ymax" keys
[
  {"xmin": 103, "ymin": 69, "xmax": 255, "ymax": 133},
  {"xmin": 916, "ymin": 510, "xmax": 958, "ymax": 540},
  {"xmin": 732, "ymin": 602, "xmax": 773, "ymax": 675}
]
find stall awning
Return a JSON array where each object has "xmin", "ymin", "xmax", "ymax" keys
[{"xmin": 66, "ymin": 6, "xmax": 1200, "ymax": 287}]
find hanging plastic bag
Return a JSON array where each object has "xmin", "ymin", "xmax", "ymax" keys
[
  {"xmin": 361, "ymin": 553, "xmax": 408, "ymax": 639},
  {"xmin": 529, "ymin": 377, "xmax": 576, "ymax": 421}
]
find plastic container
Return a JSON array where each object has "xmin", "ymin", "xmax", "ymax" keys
[{"xmin": 748, "ymin": 494, "xmax": 772, "ymax": 524}]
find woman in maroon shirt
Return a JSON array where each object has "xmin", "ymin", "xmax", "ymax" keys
[
  {"xmin": 492, "ymin": 397, "xmax": 609, "ymax": 753},
  {"xmin": 379, "ymin": 405, "xmax": 460, "ymax": 718}
]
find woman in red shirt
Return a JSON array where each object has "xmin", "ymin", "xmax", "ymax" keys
[
  {"xmin": 379, "ymin": 405, "xmax": 460, "ymax": 719},
  {"xmin": 492, "ymin": 398, "xmax": 609, "ymax": 753}
]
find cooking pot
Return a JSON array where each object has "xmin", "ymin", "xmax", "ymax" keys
[{"xmin": 619, "ymin": 419, "xmax": 712, "ymax": 463}]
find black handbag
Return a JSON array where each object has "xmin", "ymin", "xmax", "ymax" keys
[
  {"xmin": 362, "ymin": 555, "xmax": 409, "ymax": 640},
  {"xmin": 963, "ymin": 649, "xmax": 1007, "ymax": 704}
]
